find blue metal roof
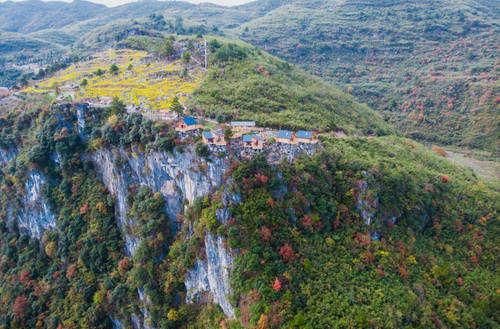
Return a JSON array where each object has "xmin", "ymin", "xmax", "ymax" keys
[
  {"xmin": 202, "ymin": 131, "xmax": 214, "ymax": 139},
  {"xmin": 296, "ymin": 130, "xmax": 312, "ymax": 139},
  {"xmin": 183, "ymin": 116, "xmax": 197, "ymax": 126},
  {"xmin": 242, "ymin": 134, "xmax": 256, "ymax": 142},
  {"xmin": 278, "ymin": 130, "xmax": 293, "ymax": 140}
]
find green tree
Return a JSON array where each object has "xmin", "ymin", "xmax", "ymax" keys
[
  {"xmin": 109, "ymin": 64, "xmax": 119, "ymax": 75},
  {"xmin": 159, "ymin": 38, "xmax": 174, "ymax": 57},
  {"xmin": 94, "ymin": 68, "xmax": 105, "ymax": 76},
  {"xmin": 110, "ymin": 97, "xmax": 126, "ymax": 115},
  {"xmin": 182, "ymin": 51, "xmax": 191, "ymax": 64},
  {"xmin": 169, "ymin": 96, "xmax": 183, "ymax": 115},
  {"xmin": 195, "ymin": 142, "xmax": 209, "ymax": 157}
]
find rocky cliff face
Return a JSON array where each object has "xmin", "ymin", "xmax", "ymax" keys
[
  {"xmin": 91, "ymin": 147, "xmax": 228, "ymax": 255},
  {"xmin": 355, "ymin": 178, "xmax": 378, "ymax": 226},
  {"xmin": 185, "ymin": 233, "xmax": 235, "ymax": 318},
  {"xmin": 17, "ymin": 171, "xmax": 56, "ymax": 239},
  {"xmin": 0, "ymin": 147, "xmax": 15, "ymax": 164},
  {"xmin": 1, "ymin": 147, "xmax": 56, "ymax": 239},
  {"xmin": 91, "ymin": 146, "xmax": 236, "ymax": 322}
]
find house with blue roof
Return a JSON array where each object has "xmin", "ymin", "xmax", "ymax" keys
[
  {"xmin": 242, "ymin": 133, "xmax": 263, "ymax": 149},
  {"xmin": 202, "ymin": 129, "xmax": 227, "ymax": 146},
  {"xmin": 175, "ymin": 115, "xmax": 201, "ymax": 132},
  {"xmin": 276, "ymin": 130, "xmax": 294, "ymax": 144},
  {"xmin": 295, "ymin": 130, "xmax": 316, "ymax": 143}
]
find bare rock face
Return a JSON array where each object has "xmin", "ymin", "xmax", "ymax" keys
[
  {"xmin": 92, "ymin": 146, "xmax": 227, "ymax": 255},
  {"xmin": 17, "ymin": 171, "xmax": 56, "ymax": 239},
  {"xmin": 185, "ymin": 233, "xmax": 235, "ymax": 318},
  {"xmin": 91, "ymin": 146, "xmax": 234, "ymax": 324},
  {"xmin": 0, "ymin": 147, "xmax": 15, "ymax": 164},
  {"xmin": 355, "ymin": 179, "xmax": 379, "ymax": 225}
]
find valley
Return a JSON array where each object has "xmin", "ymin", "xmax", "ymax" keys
[{"xmin": 0, "ymin": 1, "xmax": 497, "ymax": 329}]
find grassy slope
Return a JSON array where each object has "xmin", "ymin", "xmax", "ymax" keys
[
  {"xmin": 237, "ymin": 0, "xmax": 499, "ymax": 152},
  {"xmin": 191, "ymin": 40, "xmax": 392, "ymax": 135},
  {"xmin": 27, "ymin": 48, "xmax": 203, "ymax": 109}
]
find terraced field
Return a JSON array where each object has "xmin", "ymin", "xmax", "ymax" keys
[{"xmin": 27, "ymin": 49, "xmax": 203, "ymax": 110}]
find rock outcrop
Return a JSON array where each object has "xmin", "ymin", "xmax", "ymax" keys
[{"xmin": 17, "ymin": 171, "xmax": 56, "ymax": 239}]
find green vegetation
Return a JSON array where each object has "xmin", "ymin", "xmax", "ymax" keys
[
  {"xmin": 192, "ymin": 40, "xmax": 392, "ymax": 135},
  {"xmin": 196, "ymin": 135, "xmax": 498, "ymax": 328},
  {"xmin": 1, "ymin": 0, "xmax": 496, "ymax": 152},
  {"xmin": 238, "ymin": 0, "xmax": 498, "ymax": 152}
]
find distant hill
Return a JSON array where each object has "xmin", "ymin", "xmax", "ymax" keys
[
  {"xmin": 0, "ymin": 0, "xmax": 497, "ymax": 152},
  {"xmin": 237, "ymin": 0, "xmax": 499, "ymax": 152},
  {"xmin": 0, "ymin": 0, "xmax": 107, "ymax": 33}
]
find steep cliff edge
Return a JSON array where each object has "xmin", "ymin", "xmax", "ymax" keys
[{"xmin": 0, "ymin": 84, "xmax": 497, "ymax": 328}]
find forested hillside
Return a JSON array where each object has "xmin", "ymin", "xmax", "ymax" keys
[
  {"xmin": 1, "ymin": 0, "xmax": 497, "ymax": 152},
  {"xmin": 238, "ymin": 0, "xmax": 499, "ymax": 152}
]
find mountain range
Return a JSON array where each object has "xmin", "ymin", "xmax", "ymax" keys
[{"xmin": 0, "ymin": 0, "xmax": 497, "ymax": 152}]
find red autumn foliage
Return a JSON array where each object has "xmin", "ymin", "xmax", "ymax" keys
[
  {"xmin": 272, "ymin": 277, "xmax": 282, "ymax": 292},
  {"xmin": 13, "ymin": 295, "xmax": 28, "ymax": 319},
  {"xmin": 19, "ymin": 270, "xmax": 31, "ymax": 287},
  {"xmin": 361, "ymin": 251, "xmax": 375, "ymax": 264},
  {"xmin": 453, "ymin": 219, "xmax": 464, "ymax": 233},
  {"xmin": 255, "ymin": 173, "xmax": 269, "ymax": 185},
  {"xmin": 118, "ymin": 257, "xmax": 131, "ymax": 273},
  {"xmin": 302, "ymin": 215, "xmax": 313, "ymax": 228},
  {"xmin": 259, "ymin": 226, "xmax": 272, "ymax": 242},
  {"xmin": 79, "ymin": 203, "xmax": 89, "ymax": 215},
  {"xmin": 354, "ymin": 232, "xmax": 371, "ymax": 247},
  {"xmin": 398, "ymin": 265, "xmax": 409, "ymax": 279},
  {"xmin": 376, "ymin": 266, "xmax": 386, "ymax": 278},
  {"xmin": 279, "ymin": 243, "xmax": 295, "ymax": 262},
  {"xmin": 301, "ymin": 215, "xmax": 322, "ymax": 231},
  {"xmin": 266, "ymin": 197, "xmax": 276, "ymax": 208},
  {"xmin": 397, "ymin": 241, "xmax": 407, "ymax": 257},
  {"xmin": 440, "ymin": 175, "xmax": 450, "ymax": 183},
  {"xmin": 66, "ymin": 264, "xmax": 77, "ymax": 280}
]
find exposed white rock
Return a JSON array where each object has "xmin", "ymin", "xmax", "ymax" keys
[
  {"xmin": 110, "ymin": 318, "xmax": 123, "ymax": 329},
  {"xmin": 91, "ymin": 146, "xmax": 233, "ymax": 322},
  {"xmin": 0, "ymin": 147, "xmax": 16, "ymax": 164},
  {"xmin": 186, "ymin": 233, "xmax": 235, "ymax": 318},
  {"xmin": 17, "ymin": 171, "xmax": 56, "ymax": 239},
  {"xmin": 92, "ymin": 147, "xmax": 227, "ymax": 255},
  {"xmin": 76, "ymin": 104, "xmax": 86, "ymax": 134},
  {"xmin": 355, "ymin": 178, "xmax": 379, "ymax": 225}
]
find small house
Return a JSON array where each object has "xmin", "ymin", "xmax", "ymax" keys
[
  {"xmin": 175, "ymin": 116, "xmax": 201, "ymax": 132},
  {"xmin": 202, "ymin": 131, "xmax": 214, "ymax": 144},
  {"xmin": 276, "ymin": 130, "xmax": 294, "ymax": 144},
  {"xmin": 242, "ymin": 133, "xmax": 263, "ymax": 150},
  {"xmin": 203, "ymin": 129, "xmax": 227, "ymax": 146},
  {"xmin": 295, "ymin": 130, "xmax": 316, "ymax": 143},
  {"xmin": 230, "ymin": 121, "xmax": 256, "ymax": 133}
]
